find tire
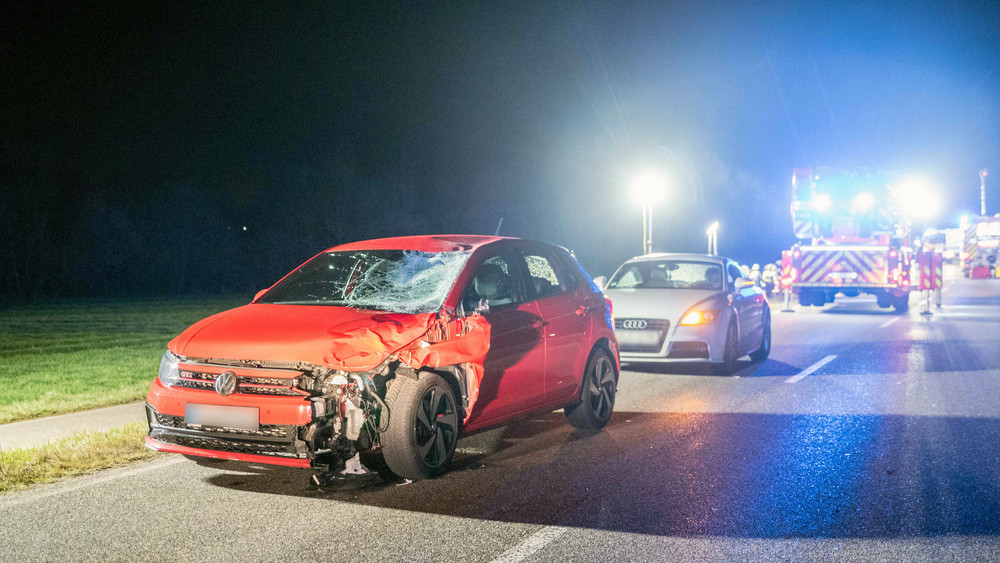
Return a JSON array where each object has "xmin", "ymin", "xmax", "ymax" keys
[
  {"xmin": 565, "ymin": 348, "xmax": 617, "ymax": 430},
  {"xmin": 712, "ymin": 320, "xmax": 740, "ymax": 375},
  {"xmin": 892, "ymin": 298, "xmax": 909, "ymax": 313},
  {"xmin": 749, "ymin": 307, "xmax": 771, "ymax": 363},
  {"xmin": 381, "ymin": 373, "xmax": 459, "ymax": 480}
]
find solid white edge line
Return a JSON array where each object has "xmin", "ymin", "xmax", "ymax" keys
[
  {"xmin": 878, "ymin": 317, "xmax": 900, "ymax": 328},
  {"xmin": 785, "ymin": 355, "xmax": 837, "ymax": 384},
  {"xmin": 0, "ymin": 456, "xmax": 186, "ymax": 509},
  {"xmin": 489, "ymin": 526, "xmax": 567, "ymax": 563}
]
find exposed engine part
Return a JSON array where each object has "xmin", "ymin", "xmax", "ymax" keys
[{"xmin": 342, "ymin": 393, "xmax": 364, "ymax": 441}]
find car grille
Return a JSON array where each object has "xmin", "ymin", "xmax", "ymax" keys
[
  {"xmin": 667, "ymin": 341, "xmax": 710, "ymax": 359},
  {"xmin": 151, "ymin": 432, "xmax": 304, "ymax": 458},
  {"xmin": 175, "ymin": 370, "xmax": 306, "ymax": 397},
  {"xmin": 615, "ymin": 318, "xmax": 669, "ymax": 353},
  {"xmin": 152, "ymin": 412, "xmax": 292, "ymax": 439}
]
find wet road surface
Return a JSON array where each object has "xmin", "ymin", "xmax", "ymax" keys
[{"xmin": 3, "ymin": 276, "xmax": 999, "ymax": 561}]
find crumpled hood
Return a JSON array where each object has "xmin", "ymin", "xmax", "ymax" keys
[
  {"xmin": 169, "ymin": 304, "xmax": 436, "ymax": 371},
  {"xmin": 604, "ymin": 288, "xmax": 727, "ymax": 325}
]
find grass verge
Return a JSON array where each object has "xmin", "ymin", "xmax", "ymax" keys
[
  {"xmin": 0, "ymin": 296, "xmax": 244, "ymax": 424},
  {"xmin": 0, "ymin": 422, "xmax": 159, "ymax": 494}
]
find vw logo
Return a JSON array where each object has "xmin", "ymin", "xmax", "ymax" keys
[
  {"xmin": 215, "ymin": 371, "xmax": 238, "ymax": 396},
  {"xmin": 621, "ymin": 319, "xmax": 648, "ymax": 330}
]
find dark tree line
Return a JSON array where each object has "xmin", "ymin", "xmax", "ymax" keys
[{"xmin": 0, "ymin": 153, "xmax": 444, "ymax": 302}]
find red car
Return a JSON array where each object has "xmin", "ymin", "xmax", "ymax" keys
[{"xmin": 146, "ymin": 235, "xmax": 618, "ymax": 481}]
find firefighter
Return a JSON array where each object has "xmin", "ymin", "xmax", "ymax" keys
[
  {"xmin": 761, "ymin": 263, "xmax": 778, "ymax": 295},
  {"xmin": 749, "ymin": 263, "xmax": 762, "ymax": 286}
]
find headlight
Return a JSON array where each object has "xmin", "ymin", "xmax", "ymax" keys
[
  {"xmin": 680, "ymin": 310, "xmax": 718, "ymax": 326},
  {"xmin": 158, "ymin": 350, "xmax": 182, "ymax": 387}
]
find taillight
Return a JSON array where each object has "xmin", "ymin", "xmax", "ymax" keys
[{"xmin": 605, "ymin": 297, "xmax": 614, "ymax": 325}]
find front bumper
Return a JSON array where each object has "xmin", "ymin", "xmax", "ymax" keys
[
  {"xmin": 145, "ymin": 377, "xmax": 318, "ymax": 467},
  {"xmin": 615, "ymin": 322, "xmax": 723, "ymax": 363},
  {"xmin": 144, "ymin": 403, "xmax": 313, "ymax": 467}
]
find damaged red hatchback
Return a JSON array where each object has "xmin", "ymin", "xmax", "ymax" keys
[{"xmin": 146, "ymin": 235, "xmax": 618, "ymax": 481}]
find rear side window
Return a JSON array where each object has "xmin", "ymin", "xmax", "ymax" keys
[
  {"xmin": 727, "ymin": 263, "xmax": 743, "ymax": 287},
  {"xmin": 521, "ymin": 252, "xmax": 564, "ymax": 300}
]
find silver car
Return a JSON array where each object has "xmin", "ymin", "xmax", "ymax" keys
[{"xmin": 595, "ymin": 253, "xmax": 770, "ymax": 374}]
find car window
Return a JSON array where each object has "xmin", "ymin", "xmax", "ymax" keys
[
  {"xmin": 608, "ymin": 260, "xmax": 724, "ymax": 290},
  {"xmin": 460, "ymin": 254, "xmax": 523, "ymax": 312},
  {"xmin": 521, "ymin": 252, "xmax": 564, "ymax": 300}
]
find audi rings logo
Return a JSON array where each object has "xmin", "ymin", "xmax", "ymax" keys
[
  {"xmin": 215, "ymin": 371, "xmax": 238, "ymax": 396},
  {"xmin": 621, "ymin": 319, "xmax": 648, "ymax": 330}
]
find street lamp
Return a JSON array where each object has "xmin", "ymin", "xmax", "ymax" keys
[
  {"xmin": 981, "ymin": 169, "xmax": 988, "ymax": 216},
  {"xmin": 706, "ymin": 221, "xmax": 719, "ymax": 255},
  {"xmin": 629, "ymin": 171, "xmax": 668, "ymax": 254}
]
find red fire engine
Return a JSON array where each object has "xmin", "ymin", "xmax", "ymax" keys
[{"xmin": 782, "ymin": 169, "xmax": 912, "ymax": 312}]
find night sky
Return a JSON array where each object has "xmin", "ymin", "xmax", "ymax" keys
[{"xmin": 3, "ymin": 1, "xmax": 999, "ymax": 299}]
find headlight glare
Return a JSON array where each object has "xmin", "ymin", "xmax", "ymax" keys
[
  {"xmin": 680, "ymin": 310, "xmax": 718, "ymax": 326},
  {"xmin": 158, "ymin": 350, "xmax": 182, "ymax": 387}
]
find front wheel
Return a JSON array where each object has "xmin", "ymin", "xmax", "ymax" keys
[
  {"xmin": 381, "ymin": 373, "xmax": 459, "ymax": 480},
  {"xmin": 712, "ymin": 320, "xmax": 740, "ymax": 375},
  {"xmin": 749, "ymin": 307, "xmax": 771, "ymax": 363},
  {"xmin": 565, "ymin": 348, "xmax": 617, "ymax": 430}
]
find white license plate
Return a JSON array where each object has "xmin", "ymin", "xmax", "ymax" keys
[
  {"xmin": 616, "ymin": 330, "xmax": 663, "ymax": 347},
  {"xmin": 185, "ymin": 404, "xmax": 259, "ymax": 431}
]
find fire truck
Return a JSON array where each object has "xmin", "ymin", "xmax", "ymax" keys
[
  {"xmin": 782, "ymin": 169, "xmax": 913, "ymax": 312},
  {"xmin": 961, "ymin": 215, "xmax": 1000, "ymax": 278}
]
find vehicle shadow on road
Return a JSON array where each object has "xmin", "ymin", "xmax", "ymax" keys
[
  {"xmin": 203, "ymin": 410, "xmax": 1000, "ymax": 539},
  {"xmin": 623, "ymin": 359, "xmax": 799, "ymax": 378}
]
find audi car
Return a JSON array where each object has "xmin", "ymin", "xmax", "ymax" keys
[
  {"xmin": 594, "ymin": 253, "xmax": 770, "ymax": 374},
  {"xmin": 145, "ymin": 235, "xmax": 618, "ymax": 481}
]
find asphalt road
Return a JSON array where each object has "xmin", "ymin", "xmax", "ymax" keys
[{"xmin": 3, "ymin": 275, "xmax": 1000, "ymax": 561}]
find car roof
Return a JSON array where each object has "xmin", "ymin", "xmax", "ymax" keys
[
  {"xmin": 326, "ymin": 235, "xmax": 511, "ymax": 253},
  {"xmin": 624, "ymin": 252, "xmax": 730, "ymax": 265}
]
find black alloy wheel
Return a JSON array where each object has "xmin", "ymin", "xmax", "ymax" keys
[
  {"xmin": 565, "ymin": 348, "xmax": 617, "ymax": 430},
  {"xmin": 382, "ymin": 373, "xmax": 459, "ymax": 480}
]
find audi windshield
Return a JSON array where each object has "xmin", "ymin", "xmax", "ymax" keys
[
  {"xmin": 607, "ymin": 260, "xmax": 724, "ymax": 290},
  {"xmin": 257, "ymin": 249, "xmax": 471, "ymax": 314}
]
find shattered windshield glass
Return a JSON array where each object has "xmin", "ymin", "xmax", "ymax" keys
[{"xmin": 257, "ymin": 250, "xmax": 471, "ymax": 314}]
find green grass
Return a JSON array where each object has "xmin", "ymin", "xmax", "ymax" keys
[
  {"xmin": 0, "ymin": 422, "xmax": 160, "ymax": 494},
  {"xmin": 0, "ymin": 297, "xmax": 244, "ymax": 424}
]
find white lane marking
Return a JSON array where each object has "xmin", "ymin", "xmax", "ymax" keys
[
  {"xmin": 0, "ymin": 456, "xmax": 185, "ymax": 509},
  {"xmin": 785, "ymin": 355, "xmax": 837, "ymax": 384},
  {"xmin": 489, "ymin": 526, "xmax": 567, "ymax": 563},
  {"xmin": 878, "ymin": 317, "xmax": 900, "ymax": 328}
]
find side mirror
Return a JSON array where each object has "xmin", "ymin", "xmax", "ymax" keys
[
  {"xmin": 592, "ymin": 276, "xmax": 607, "ymax": 290},
  {"xmin": 474, "ymin": 298, "xmax": 490, "ymax": 316},
  {"xmin": 253, "ymin": 289, "xmax": 267, "ymax": 302},
  {"xmin": 734, "ymin": 277, "xmax": 754, "ymax": 291}
]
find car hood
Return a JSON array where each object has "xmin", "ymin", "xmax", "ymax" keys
[
  {"xmin": 603, "ymin": 288, "xmax": 727, "ymax": 324},
  {"xmin": 169, "ymin": 304, "xmax": 437, "ymax": 371}
]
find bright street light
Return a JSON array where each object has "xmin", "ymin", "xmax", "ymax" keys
[
  {"xmin": 895, "ymin": 177, "xmax": 941, "ymax": 221},
  {"xmin": 629, "ymin": 170, "xmax": 668, "ymax": 254},
  {"xmin": 706, "ymin": 221, "xmax": 719, "ymax": 255}
]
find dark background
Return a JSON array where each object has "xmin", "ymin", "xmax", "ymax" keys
[{"xmin": 3, "ymin": 1, "xmax": 998, "ymax": 301}]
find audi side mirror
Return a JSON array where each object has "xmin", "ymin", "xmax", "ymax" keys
[{"xmin": 592, "ymin": 276, "xmax": 607, "ymax": 290}]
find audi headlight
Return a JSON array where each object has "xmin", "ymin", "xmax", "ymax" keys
[
  {"xmin": 680, "ymin": 310, "xmax": 719, "ymax": 326},
  {"xmin": 158, "ymin": 350, "xmax": 182, "ymax": 387}
]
